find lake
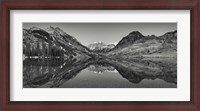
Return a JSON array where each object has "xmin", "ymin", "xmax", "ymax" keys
[{"xmin": 23, "ymin": 58, "xmax": 177, "ymax": 88}]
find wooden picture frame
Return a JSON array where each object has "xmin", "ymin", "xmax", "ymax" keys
[{"xmin": 1, "ymin": 0, "xmax": 199, "ymax": 110}]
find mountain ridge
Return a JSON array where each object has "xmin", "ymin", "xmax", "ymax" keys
[
  {"xmin": 108, "ymin": 30, "xmax": 177, "ymax": 58},
  {"xmin": 23, "ymin": 26, "xmax": 177, "ymax": 61}
]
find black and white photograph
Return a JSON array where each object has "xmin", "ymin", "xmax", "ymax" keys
[{"xmin": 23, "ymin": 23, "xmax": 177, "ymax": 88}]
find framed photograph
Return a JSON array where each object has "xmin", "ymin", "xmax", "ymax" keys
[{"xmin": 1, "ymin": 0, "xmax": 199, "ymax": 110}]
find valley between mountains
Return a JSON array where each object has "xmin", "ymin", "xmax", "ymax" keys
[{"xmin": 23, "ymin": 26, "xmax": 177, "ymax": 61}]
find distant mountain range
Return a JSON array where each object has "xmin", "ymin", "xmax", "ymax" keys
[
  {"xmin": 87, "ymin": 42, "xmax": 115, "ymax": 52},
  {"xmin": 23, "ymin": 26, "xmax": 177, "ymax": 60}
]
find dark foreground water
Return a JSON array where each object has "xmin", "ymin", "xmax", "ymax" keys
[{"xmin": 23, "ymin": 58, "xmax": 177, "ymax": 88}]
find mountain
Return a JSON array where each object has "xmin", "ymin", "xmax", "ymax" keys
[
  {"xmin": 88, "ymin": 42, "xmax": 107, "ymax": 50},
  {"xmin": 107, "ymin": 30, "xmax": 177, "ymax": 58},
  {"xmin": 113, "ymin": 31, "xmax": 144, "ymax": 50},
  {"xmin": 88, "ymin": 42, "xmax": 115, "ymax": 52},
  {"xmin": 107, "ymin": 44, "xmax": 116, "ymax": 49},
  {"xmin": 45, "ymin": 26, "xmax": 90, "ymax": 53},
  {"xmin": 23, "ymin": 26, "xmax": 91, "ymax": 61},
  {"xmin": 23, "ymin": 27, "xmax": 177, "ymax": 61}
]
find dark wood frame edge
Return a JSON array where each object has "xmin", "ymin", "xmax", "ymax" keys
[{"xmin": 1, "ymin": 0, "xmax": 199, "ymax": 110}]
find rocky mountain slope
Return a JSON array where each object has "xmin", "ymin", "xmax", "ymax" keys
[
  {"xmin": 107, "ymin": 30, "xmax": 177, "ymax": 58},
  {"xmin": 23, "ymin": 27, "xmax": 91, "ymax": 61}
]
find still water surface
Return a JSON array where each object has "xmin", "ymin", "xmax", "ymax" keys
[{"xmin": 23, "ymin": 58, "xmax": 177, "ymax": 88}]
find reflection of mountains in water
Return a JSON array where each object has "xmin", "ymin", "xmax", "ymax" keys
[
  {"xmin": 87, "ymin": 64, "xmax": 116, "ymax": 74},
  {"xmin": 23, "ymin": 58, "xmax": 177, "ymax": 88}
]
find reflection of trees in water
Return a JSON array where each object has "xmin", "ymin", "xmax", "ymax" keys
[
  {"xmin": 23, "ymin": 58, "xmax": 64, "ymax": 87},
  {"xmin": 23, "ymin": 58, "xmax": 177, "ymax": 88},
  {"xmin": 23, "ymin": 58, "xmax": 89, "ymax": 88}
]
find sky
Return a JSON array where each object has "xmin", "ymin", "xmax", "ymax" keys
[{"xmin": 23, "ymin": 23, "xmax": 177, "ymax": 46}]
